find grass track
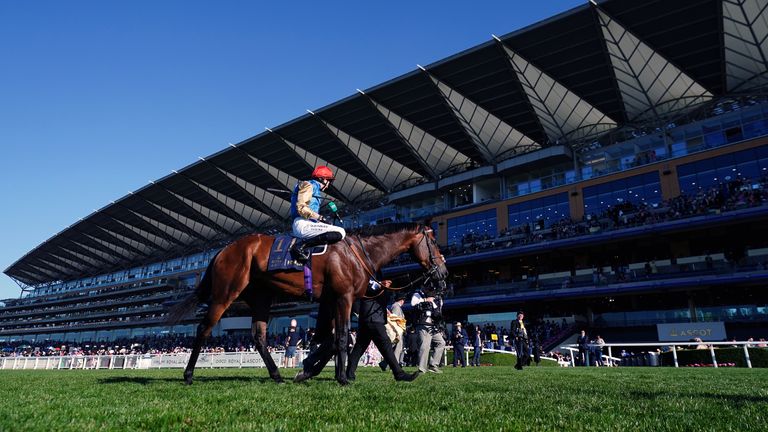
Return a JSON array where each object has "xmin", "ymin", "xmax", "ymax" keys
[{"xmin": 0, "ymin": 366, "xmax": 766, "ymax": 431}]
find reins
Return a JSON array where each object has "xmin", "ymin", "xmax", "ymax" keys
[{"xmin": 344, "ymin": 227, "xmax": 443, "ymax": 299}]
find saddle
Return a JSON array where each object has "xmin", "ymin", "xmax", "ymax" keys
[
  {"xmin": 267, "ymin": 235, "xmax": 328, "ymax": 300},
  {"xmin": 266, "ymin": 235, "xmax": 327, "ymax": 272}
]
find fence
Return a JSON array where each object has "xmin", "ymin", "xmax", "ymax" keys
[
  {"xmin": 1, "ymin": 347, "xmax": 558, "ymax": 371},
  {"xmin": 560, "ymin": 341, "xmax": 763, "ymax": 368},
  {"xmin": 0, "ymin": 350, "xmax": 307, "ymax": 371}
]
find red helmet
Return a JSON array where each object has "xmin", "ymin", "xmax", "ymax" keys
[{"xmin": 311, "ymin": 165, "xmax": 335, "ymax": 180}]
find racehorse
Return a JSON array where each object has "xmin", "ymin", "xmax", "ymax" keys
[{"xmin": 166, "ymin": 222, "xmax": 448, "ymax": 385}]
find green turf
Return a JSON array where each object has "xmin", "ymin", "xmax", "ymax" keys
[{"xmin": 0, "ymin": 366, "xmax": 766, "ymax": 431}]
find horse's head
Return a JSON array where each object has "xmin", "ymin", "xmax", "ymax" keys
[{"xmin": 409, "ymin": 225, "xmax": 449, "ymax": 294}]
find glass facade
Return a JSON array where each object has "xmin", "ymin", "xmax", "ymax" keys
[
  {"xmin": 593, "ymin": 308, "xmax": 691, "ymax": 327},
  {"xmin": 677, "ymin": 145, "xmax": 768, "ymax": 195},
  {"xmin": 583, "ymin": 172, "xmax": 661, "ymax": 216},
  {"xmin": 507, "ymin": 193, "xmax": 569, "ymax": 229},
  {"xmin": 29, "ymin": 249, "xmax": 219, "ymax": 298},
  {"xmin": 447, "ymin": 209, "xmax": 497, "ymax": 245}
]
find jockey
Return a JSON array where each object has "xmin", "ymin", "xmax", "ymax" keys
[{"xmin": 289, "ymin": 165, "xmax": 346, "ymax": 263}]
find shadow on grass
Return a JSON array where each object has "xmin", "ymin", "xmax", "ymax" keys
[{"xmin": 98, "ymin": 375, "xmax": 277, "ymax": 386}]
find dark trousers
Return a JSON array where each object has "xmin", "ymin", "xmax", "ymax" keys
[
  {"xmin": 578, "ymin": 348, "xmax": 587, "ymax": 366},
  {"xmin": 347, "ymin": 321, "xmax": 403, "ymax": 379},
  {"xmin": 453, "ymin": 344, "xmax": 466, "ymax": 367},
  {"xmin": 514, "ymin": 338, "xmax": 528, "ymax": 369},
  {"xmin": 472, "ymin": 346, "xmax": 481, "ymax": 366}
]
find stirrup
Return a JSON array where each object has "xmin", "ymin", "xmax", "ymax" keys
[{"xmin": 290, "ymin": 244, "xmax": 309, "ymax": 263}]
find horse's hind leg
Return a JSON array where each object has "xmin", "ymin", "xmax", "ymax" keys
[
  {"xmin": 253, "ymin": 320, "xmax": 283, "ymax": 383},
  {"xmin": 242, "ymin": 287, "xmax": 283, "ymax": 383},
  {"xmin": 184, "ymin": 306, "xmax": 222, "ymax": 385}
]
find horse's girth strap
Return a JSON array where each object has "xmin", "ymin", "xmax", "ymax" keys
[{"xmin": 344, "ymin": 238, "xmax": 376, "ymax": 279}]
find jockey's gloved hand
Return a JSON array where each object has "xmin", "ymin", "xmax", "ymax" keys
[{"xmin": 317, "ymin": 215, "xmax": 326, "ymax": 223}]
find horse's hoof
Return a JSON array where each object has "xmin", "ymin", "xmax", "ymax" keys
[
  {"xmin": 337, "ymin": 377, "xmax": 350, "ymax": 386},
  {"xmin": 273, "ymin": 376, "xmax": 285, "ymax": 384},
  {"xmin": 293, "ymin": 371, "xmax": 312, "ymax": 383},
  {"xmin": 183, "ymin": 371, "xmax": 194, "ymax": 385}
]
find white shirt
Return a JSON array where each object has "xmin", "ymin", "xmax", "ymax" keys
[{"xmin": 410, "ymin": 291, "xmax": 436, "ymax": 308}]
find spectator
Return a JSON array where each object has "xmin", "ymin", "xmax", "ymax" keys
[
  {"xmin": 511, "ymin": 312, "xmax": 529, "ymax": 370},
  {"xmin": 471, "ymin": 325, "xmax": 483, "ymax": 367},
  {"xmin": 595, "ymin": 335, "xmax": 606, "ymax": 367},
  {"xmin": 283, "ymin": 319, "xmax": 299, "ymax": 368},
  {"xmin": 451, "ymin": 322, "xmax": 468, "ymax": 367},
  {"xmin": 577, "ymin": 330, "xmax": 589, "ymax": 366}
]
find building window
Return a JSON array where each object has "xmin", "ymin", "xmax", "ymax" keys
[
  {"xmin": 583, "ymin": 172, "xmax": 661, "ymax": 217},
  {"xmin": 508, "ymin": 193, "xmax": 569, "ymax": 230},
  {"xmin": 677, "ymin": 145, "xmax": 768, "ymax": 196},
  {"xmin": 447, "ymin": 209, "xmax": 497, "ymax": 245}
]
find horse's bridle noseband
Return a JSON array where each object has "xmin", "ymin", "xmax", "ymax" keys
[{"xmin": 417, "ymin": 226, "xmax": 448, "ymax": 293}]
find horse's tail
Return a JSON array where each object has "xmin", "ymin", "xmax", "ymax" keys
[{"xmin": 166, "ymin": 251, "xmax": 220, "ymax": 325}]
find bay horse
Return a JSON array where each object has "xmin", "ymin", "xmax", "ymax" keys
[{"xmin": 167, "ymin": 222, "xmax": 448, "ymax": 385}]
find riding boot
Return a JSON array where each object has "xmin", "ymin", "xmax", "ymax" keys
[
  {"xmin": 291, "ymin": 232, "xmax": 343, "ymax": 264},
  {"xmin": 290, "ymin": 239, "xmax": 310, "ymax": 263}
]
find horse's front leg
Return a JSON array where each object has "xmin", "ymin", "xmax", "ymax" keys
[{"xmin": 334, "ymin": 294, "xmax": 353, "ymax": 386}]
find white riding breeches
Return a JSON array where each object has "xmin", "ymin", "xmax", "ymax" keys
[{"xmin": 292, "ymin": 218, "xmax": 346, "ymax": 239}]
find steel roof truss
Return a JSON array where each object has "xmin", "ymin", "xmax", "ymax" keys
[
  {"xmin": 595, "ymin": 6, "xmax": 712, "ymax": 122},
  {"xmin": 265, "ymin": 130, "xmax": 351, "ymax": 202},
  {"xmin": 111, "ymin": 218, "xmax": 175, "ymax": 251},
  {"xmin": 186, "ymin": 177, "xmax": 267, "ymax": 230},
  {"xmin": 96, "ymin": 226, "xmax": 154, "ymax": 257},
  {"xmin": 424, "ymin": 68, "xmax": 543, "ymax": 162},
  {"xmin": 70, "ymin": 239, "xmax": 123, "ymax": 265},
  {"xmin": 207, "ymin": 159, "xmax": 290, "ymax": 221},
  {"xmin": 723, "ymin": 0, "xmax": 768, "ymax": 91},
  {"xmin": 313, "ymin": 116, "xmax": 423, "ymax": 192},
  {"xmin": 129, "ymin": 209, "xmax": 199, "ymax": 245}
]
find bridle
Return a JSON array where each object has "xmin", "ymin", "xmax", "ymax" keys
[
  {"xmin": 416, "ymin": 226, "xmax": 447, "ymax": 291},
  {"xmin": 346, "ymin": 225, "xmax": 447, "ymax": 298}
]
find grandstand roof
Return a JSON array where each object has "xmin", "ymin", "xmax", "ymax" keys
[{"xmin": 7, "ymin": 0, "xmax": 768, "ymax": 286}]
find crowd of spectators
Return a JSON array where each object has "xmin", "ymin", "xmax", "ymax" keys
[
  {"xmin": 2, "ymin": 318, "xmax": 579, "ymax": 361},
  {"xmin": 436, "ymin": 175, "xmax": 768, "ymax": 260},
  {"xmin": 0, "ymin": 327, "xmax": 316, "ymax": 358}
]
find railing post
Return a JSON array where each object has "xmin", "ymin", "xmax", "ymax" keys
[
  {"xmin": 743, "ymin": 344, "xmax": 752, "ymax": 369},
  {"xmin": 709, "ymin": 345, "xmax": 718, "ymax": 368},
  {"xmin": 672, "ymin": 344, "xmax": 678, "ymax": 367},
  {"xmin": 607, "ymin": 346, "xmax": 613, "ymax": 367}
]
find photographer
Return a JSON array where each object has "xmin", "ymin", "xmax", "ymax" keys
[{"xmin": 411, "ymin": 287, "xmax": 446, "ymax": 374}]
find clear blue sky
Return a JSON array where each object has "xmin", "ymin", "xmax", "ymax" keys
[{"xmin": 0, "ymin": 0, "xmax": 584, "ymax": 299}]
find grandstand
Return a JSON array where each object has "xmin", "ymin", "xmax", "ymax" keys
[{"xmin": 2, "ymin": 0, "xmax": 768, "ymax": 354}]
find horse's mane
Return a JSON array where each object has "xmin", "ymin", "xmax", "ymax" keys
[{"xmin": 349, "ymin": 222, "xmax": 421, "ymax": 238}]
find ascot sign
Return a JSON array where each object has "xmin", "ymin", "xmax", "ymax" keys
[{"xmin": 657, "ymin": 322, "xmax": 726, "ymax": 341}]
